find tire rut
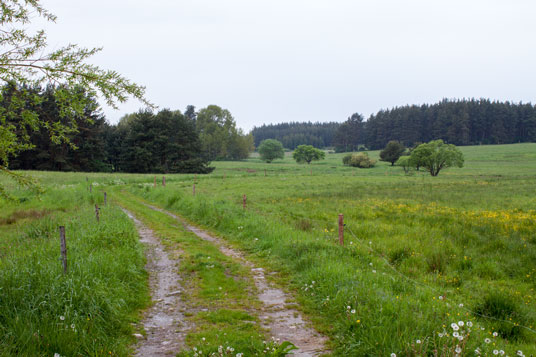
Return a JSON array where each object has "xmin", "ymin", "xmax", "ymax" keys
[
  {"xmin": 122, "ymin": 208, "xmax": 190, "ymax": 356},
  {"xmin": 143, "ymin": 203, "xmax": 330, "ymax": 357}
]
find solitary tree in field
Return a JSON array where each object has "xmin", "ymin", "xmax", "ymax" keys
[
  {"xmin": 409, "ymin": 140, "xmax": 464, "ymax": 176},
  {"xmin": 258, "ymin": 139, "xmax": 285, "ymax": 163},
  {"xmin": 0, "ymin": 0, "xmax": 150, "ymax": 198},
  {"xmin": 379, "ymin": 141, "xmax": 406, "ymax": 166},
  {"xmin": 292, "ymin": 145, "xmax": 325, "ymax": 164}
]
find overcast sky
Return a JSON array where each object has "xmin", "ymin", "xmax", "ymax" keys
[{"xmin": 41, "ymin": 0, "xmax": 535, "ymax": 132}]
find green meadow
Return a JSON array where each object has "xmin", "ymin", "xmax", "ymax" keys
[{"xmin": 1, "ymin": 143, "xmax": 535, "ymax": 356}]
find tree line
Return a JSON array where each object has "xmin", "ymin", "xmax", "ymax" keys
[
  {"xmin": 5, "ymin": 85, "xmax": 253, "ymax": 173},
  {"xmin": 337, "ymin": 99, "xmax": 536, "ymax": 150},
  {"xmin": 251, "ymin": 122, "xmax": 340, "ymax": 149}
]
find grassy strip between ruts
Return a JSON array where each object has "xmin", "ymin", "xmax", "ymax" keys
[
  {"xmin": 0, "ymin": 185, "xmax": 149, "ymax": 356},
  {"xmin": 114, "ymin": 190, "xmax": 296, "ymax": 356}
]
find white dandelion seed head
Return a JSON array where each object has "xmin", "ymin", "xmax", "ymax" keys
[
  {"xmin": 453, "ymin": 331, "xmax": 459, "ymax": 338},
  {"xmin": 493, "ymin": 332, "xmax": 498, "ymax": 337},
  {"xmin": 416, "ymin": 340, "xmax": 421, "ymax": 344},
  {"xmin": 351, "ymin": 309, "xmax": 356, "ymax": 314},
  {"xmin": 459, "ymin": 303, "xmax": 464, "ymax": 308},
  {"xmin": 467, "ymin": 321, "xmax": 473, "ymax": 327},
  {"xmin": 455, "ymin": 346, "xmax": 462, "ymax": 353},
  {"xmin": 451, "ymin": 323, "xmax": 460, "ymax": 331},
  {"xmin": 516, "ymin": 351, "xmax": 524, "ymax": 356},
  {"xmin": 493, "ymin": 350, "xmax": 499, "ymax": 355},
  {"xmin": 458, "ymin": 321, "xmax": 464, "ymax": 327},
  {"xmin": 391, "ymin": 354, "xmax": 396, "ymax": 357},
  {"xmin": 485, "ymin": 338, "xmax": 491, "ymax": 344},
  {"xmin": 59, "ymin": 316, "xmax": 65, "ymax": 321},
  {"xmin": 499, "ymin": 351, "xmax": 504, "ymax": 355}
]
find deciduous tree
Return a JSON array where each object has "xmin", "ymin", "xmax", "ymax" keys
[
  {"xmin": 292, "ymin": 145, "xmax": 325, "ymax": 164},
  {"xmin": 258, "ymin": 139, "xmax": 284, "ymax": 163},
  {"xmin": 409, "ymin": 139, "xmax": 464, "ymax": 176}
]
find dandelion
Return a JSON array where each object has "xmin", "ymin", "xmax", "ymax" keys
[
  {"xmin": 451, "ymin": 323, "xmax": 460, "ymax": 331},
  {"xmin": 391, "ymin": 354, "xmax": 396, "ymax": 357},
  {"xmin": 453, "ymin": 332, "xmax": 459, "ymax": 338},
  {"xmin": 455, "ymin": 346, "xmax": 462, "ymax": 353},
  {"xmin": 347, "ymin": 306, "xmax": 351, "ymax": 310},
  {"xmin": 439, "ymin": 295, "xmax": 444, "ymax": 300},
  {"xmin": 516, "ymin": 351, "xmax": 524, "ymax": 356},
  {"xmin": 202, "ymin": 337, "xmax": 206, "ymax": 341},
  {"xmin": 372, "ymin": 270, "xmax": 376, "ymax": 273},
  {"xmin": 70, "ymin": 323, "xmax": 75, "ymax": 329},
  {"xmin": 459, "ymin": 303, "xmax": 464, "ymax": 307},
  {"xmin": 54, "ymin": 354, "xmax": 61, "ymax": 357},
  {"xmin": 236, "ymin": 354, "xmax": 243, "ymax": 357},
  {"xmin": 59, "ymin": 316, "xmax": 65, "ymax": 321},
  {"xmin": 485, "ymin": 338, "xmax": 491, "ymax": 344},
  {"xmin": 416, "ymin": 340, "xmax": 421, "ymax": 344},
  {"xmin": 458, "ymin": 321, "xmax": 464, "ymax": 327},
  {"xmin": 351, "ymin": 309, "xmax": 356, "ymax": 314},
  {"xmin": 438, "ymin": 332, "xmax": 444, "ymax": 337},
  {"xmin": 493, "ymin": 350, "xmax": 499, "ymax": 355},
  {"xmin": 499, "ymin": 351, "xmax": 504, "ymax": 356},
  {"xmin": 467, "ymin": 321, "xmax": 473, "ymax": 327},
  {"xmin": 493, "ymin": 332, "xmax": 498, "ymax": 337}
]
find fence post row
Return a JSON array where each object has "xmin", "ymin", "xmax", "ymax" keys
[{"xmin": 59, "ymin": 226, "xmax": 68, "ymax": 274}]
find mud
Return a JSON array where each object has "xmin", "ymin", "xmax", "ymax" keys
[
  {"xmin": 122, "ymin": 209, "xmax": 189, "ymax": 356},
  {"xmin": 145, "ymin": 204, "xmax": 329, "ymax": 357}
]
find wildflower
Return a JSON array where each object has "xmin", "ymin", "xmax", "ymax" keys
[
  {"xmin": 439, "ymin": 295, "xmax": 444, "ymax": 300},
  {"xmin": 475, "ymin": 348, "xmax": 481, "ymax": 355},
  {"xmin": 493, "ymin": 350, "xmax": 499, "ymax": 355},
  {"xmin": 453, "ymin": 332, "xmax": 459, "ymax": 338},
  {"xmin": 459, "ymin": 303, "xmax": 464, "ymax": 308},
  {"xmin": 516, "ymin": 351, "xmax": 524, "ymax": 356},
  {"xmin": 351, "ymin": 309, "xmax": 356, "ymax": 314},
  {"xmin": 59, "ymin": 316, "xmax": 65, "ymax": 321},
  {"xmin": 236, "ymin": 354, "xmax": 243, "ymax": 357},
  {"xmin": 54, "ymin": 354, "xmax": 61, "ymax": 357},
  {"xmin": 499, "ymin": 351, "xmax": 504, "ymax": 356},
  {"xmin": 416, "ymin": 340, "xmax": 421, "ymax": 344},
  {"xmin": 391, "ymin": 354, "xmax": 396, "ymax": 357},
  {"xmin": 493, "ymin": 332, "xmax": 498, "ymax": 337},
  {"xmin": 347, "ymin": 306, "xmax": 351, "ymax": 310},
  {"xmin": 458, "ymin": 321, "xmax": 464, "ymax": 327},
  {"xmin": 372, "ymin": 270, "xmax": 376, "ymax": 273},
  {"xmin": 467, "ymin": 321, "xmax": 473, "ymax": 327},
  {"xmin": 451, "ymin": 323, "xmax": 459, "ymax": 331},
  {"xmin": 485, "ymin": 338, "xmax": 491, "ymax": 343},
  {"xmin": 455, "ymin": 346, "xmax": 462, "ymax": 353},
  {"xmin": 438, "ymin": 332, "xmax": 444, "ymax": 337}
]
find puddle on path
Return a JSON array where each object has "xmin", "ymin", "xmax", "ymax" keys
[
  {"xmin": 122, "ymin": 209, "xmax": 189, "ymax": 356},
  {"xmin": 145, "ymin": 204, "xmax": 329, "ymax": 357}
]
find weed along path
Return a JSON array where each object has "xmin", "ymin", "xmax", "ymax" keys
[
  {"xmin": 143, "ymin": 202, "xmax": 329, "ymax": 356},
  {"xmin": 122, "ymin": 208, "xmax": 189, "ymax": 356}
]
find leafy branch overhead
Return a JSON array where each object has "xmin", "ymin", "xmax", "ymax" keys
[{"xmin": 0, "ymin": 0, "xmax": 151, "ymax": 197}]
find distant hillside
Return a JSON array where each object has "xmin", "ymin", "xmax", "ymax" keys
[{"xmin": 251, "ymin": 122, "xmax": 340, "ymax": 149}]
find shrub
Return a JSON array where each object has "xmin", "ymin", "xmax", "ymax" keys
[{"xmin": 343, "ymin": 152, "xmax": 376, "ymax": 168}]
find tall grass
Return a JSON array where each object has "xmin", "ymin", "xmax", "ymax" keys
[{"xmin": 0, "ymin": 185, "xmax": 148, "ymax": 356}]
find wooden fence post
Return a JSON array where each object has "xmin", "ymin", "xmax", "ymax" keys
[
  {"xmin": 95, "ymin": 204, "xmax": 100, "ymax": 222},
  {"xmin": 310, "ymin": 168, "xmax": 312, "ymax": 176},
  {"xmin": 193, "ymin": 183, "xmax": 196, "ymax": 196},
  {"xmin": 154, "ymin": 176, "xmax": 156, "ymax": 188},
  {"xmin": 59, "ymin": 226, "xmax": 68, "ymax": 274},
  {"xmin": 103, "ymin": 192, "xmax": 107, "ymax": 206},
  {"xmin": 162, "ymin": 176, "xmax": 166, "ymax": 186},
  {"xmin": 338, "ymin": 214, "xmax": 344, "ymax": 246},
  {"xmin": 243, "ymin": 194, "xmax": 247, "ymax": 210},
  {"xmin": 89, "ymin": 184, "xmax": 92, "ymax": 193},
  {"xmin": 264, "ymin": 169, "xmax": 267, "ymax": 177}
]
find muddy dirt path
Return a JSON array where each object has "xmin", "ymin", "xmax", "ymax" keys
[
  {"xmin": 144, "ymin": 203, "xmax": 329, "ymax": 357},
  {"xmin": 122, "ymin": 209, "xmax": 189, "ymax": 356}
]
